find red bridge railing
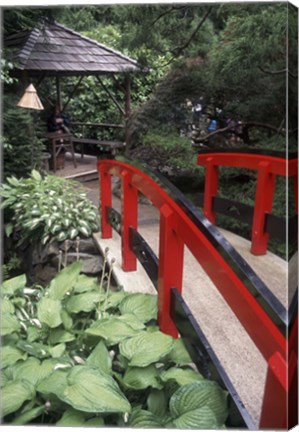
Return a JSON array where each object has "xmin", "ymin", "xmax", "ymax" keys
[
  {"xmin": 197, "ymin": 149, "xmax": 298, "ymax": 255},
  {"xmin": 97, "ymin": 158, "xmax": 297, "ymax": 429}
]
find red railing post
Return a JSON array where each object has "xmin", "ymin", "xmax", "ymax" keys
[
  {"xmin": 293, "ymin": 173, "xmax": 298, "ymax": 214},
  {"xmin": 259, "ymin": 351, "xmax": 288, "ymax": 428},
  {"xmin": 99, "ymin": 163, "xmax": 112, "ymax": 239},
  {"xmin": 158, "ymin": 204, "xmax": 184, "ymax": 338},
  {"xmin": 288, "ymin": 315, "xmax": 298, "ymax": 427},
  {"xmin": 259, "ymin": 346, "xmax": 297, "ymax": 429},
  {"xmin": 251, "ymin": 161, "xmax": 276, "ymax": 255},
  {"xmin": 288, "ymin": 351, "xmax": 298, "ymax": 427},
  {"xmin": 121, "ymin": 170, "xmax": 138, "ymax": 271},
  {"xmin": 203, "ymin": 157, "xmax": 219, "ymax": 224}
]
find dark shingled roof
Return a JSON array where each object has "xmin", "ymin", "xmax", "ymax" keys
[{"xmin": 5, "ymin": 20, "xmax": 141, "ymax": 77}]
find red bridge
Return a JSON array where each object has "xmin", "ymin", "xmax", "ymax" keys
[{"xmin": 95, "ymin": 149, "xmax": 298, "ymax": 429}]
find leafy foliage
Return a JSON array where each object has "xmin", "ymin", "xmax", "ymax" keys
[
  {"xmin": 1, "ymin": 263, "xmax": 228, "ymax": 427},
  {"xmin": 131, "ymin": 127, "xmax": 200, "ymax": 177},
  {"xmin": 1, "ymin": 59, "xmax": 17, "ymax": 85},
  {"xmin": 0, "ymin": 170, "xmax": 100, "ymax": 245},
  {"xmin": 207, "ymin": 4, "xmax": 289, "ymax": 127}
]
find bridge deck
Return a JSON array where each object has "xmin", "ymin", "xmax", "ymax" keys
[{"xmin": 92, "ymin": 194, "xmax": 295, "ymax": 428}]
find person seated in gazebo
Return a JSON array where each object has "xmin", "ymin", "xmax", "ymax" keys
[
  {"xmin": 47, "ymin": 104, "xmax": 73, "ymax": 170},
  {"xmin": 47, "ymin": 103, "xmax": 71, "ymax": 134}
]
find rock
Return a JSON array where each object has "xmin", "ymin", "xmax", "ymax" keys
[
  {"xmin": 59, "ymin": 238, "xmax": 99, "ymax": 255},
  {"xmin": 22, "ymin": 236, "xmax": 104, "ymax": 286},
  {"xmin": 74, "ymin": 238, "xmax": 100, "ymax": 254},
  {"xmin": 67, "ymin": 253, "xmax": 103, "ymax": 275},
  {"xmin": 31, "ymin": 264, "xmax": 58, "ymax": 286},
  {"xmin": 47, "ymin": 242, "xmax": 60, "ymax": 257},
  {"xmin": 50, "ymin": 252, "xmax": 103, "ymax": 275}
]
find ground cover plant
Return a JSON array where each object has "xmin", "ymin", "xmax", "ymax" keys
[
  {"xmin": 1, "ymin": 170, "xmax": 100, "ymax": 246},
  {"xmin": 1, "ymin": 261, "xmax": 228, "ymax": 428}
]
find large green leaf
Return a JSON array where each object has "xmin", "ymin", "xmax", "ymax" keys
[
  {"xmin": 147, "ymin": 389, "xmax": 168, "ymax": 419},
  {"xmin": 129, "ymin": 408, "xmax": 163, "ymax": 428},
  {"xmin": 17, "ymin": 340, "xmax": 50, "ymax": 359},
  {"xmin": 118, "ymin": 313, "xmax": 145, "ymax": 331},
  {"xmin": 13, "ymin": 357, "xmax": 56, "ymax": 385},
  {"xmin": 2, "ymin": 380, "xmax": 35, "ymax": 417},
  {"xmin": 47, "ymin": 261, "xmax": 82, "ymax": 300},
  {"xmin": 169, "ymin": 381, "xmax": 228, "ymax": 428},
  {"xmin": 61, "ymin": 309, "xmax": 73, "ymax": 330},
  {"xmin": 1, "ymin": 298, "xmax": 15, "ymax": 314},
  {"xmin": 84, "ymin": 416, "xmax": 105, "ymax": 426},
  {"xmin": 167, "ymin": 338, "xmax": 193, "ymax": 364},
  {"xmin": 10, "ymin": 405, "xmax": 45, "ymax": 425},
  {"xmin": 49, "ymin": 343, "xmax": 66, "ymax": 358},
  {"xmin": 66, "ymin": 291, "xmax": 100, "ymax": 314},
  {"xmin": 0, "ymin": 369, "xmax": 11, "ymax": 387},
  {"xmin": 1, "ymin": 274, "xmax": 26, "ymax": 296},
  {"xmin": 85, "ymin": 316, "xmax": 141, "ymax": 345},
  {"xmin": 36, "ymin": 369, "xmax": 68, "ymax": 396},
  {"xmin": 56, "ymin": 407, "xmax": 85, "ymax": 426},
  {"xmin": 119, "ymin": 331, "xmax": 174, "ymax": 367},
  {"xmin": 122, "ymin": 365, "xmax": 162, "ymax": 390},
  {"xmin": 103, "ymin": 290, "xmax": 129, "ymax": 309},
  {"xmin": 73, "ymin": 274, "xmax": 99, "ymax": 293},
  {"xmin": 160, "ymin": 367, "xmax": 203, "ymax": 386},
  {"xmin": 48, "ymin": 328, "xmax": 75, "ymax": 345},
  {"xmin": 1, "ymin": 312, "xmax": 20, "ymax": 336},
  {"xmin": 27, "ymin": 326, "xmax": 49, "ymax": 343},
  {"xmin": 119, "ymin": 293, "xmax": 157, "ymax": 323},
  {"xmin": 86, "ymin": 340, "xmax": 112, "ymax": 374},
  {"xmin": 173, "ymin": 405, "xmax": 220, "ymax": 429},
  {"xmin": 38, "ymin": 366, "xmax": 131, "ymax": 414},
  {"xmin": 1, "ymin": 346, "xmax": 27, "ymax": 368},
  {"xmin": 37, "ymin": 297, "xmax": 62, "ymax": 328}
]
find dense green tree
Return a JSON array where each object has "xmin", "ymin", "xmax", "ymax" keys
[
  {"xmin": 208, "ymin": 4, "xmax": 291, "ymax": 125},
  {"xmin": 124, "ymin": 2, "xmax": 297, "ymax": 154}
]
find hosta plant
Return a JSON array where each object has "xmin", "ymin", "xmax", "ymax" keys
[
  {"xmin": 1, "ymin": 261, "xmax": 228, "ymax": 428},
  {"xmin": 0, "ymin": 170, "xmax": 100, "ymax": 244}
]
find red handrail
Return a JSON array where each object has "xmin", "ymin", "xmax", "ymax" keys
[
  {"xmin": 197, "ymin": 151, "xmax": 298, "ymax": 255},
  {"xmin": 97, "ymin": 159, "xmax": 296, "ymax": 428}
]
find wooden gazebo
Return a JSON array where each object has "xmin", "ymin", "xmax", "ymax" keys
[{"xmin": 5, "ymin": 18, "xmax": 143, "ymax": 149}]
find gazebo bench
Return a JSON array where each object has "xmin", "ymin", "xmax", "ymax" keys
[{"xmin": 72, "ymin": 138, "xmax": 125, "ymax": 159}]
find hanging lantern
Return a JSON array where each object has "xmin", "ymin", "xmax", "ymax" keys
[{"xmin": 17, "ymin": 84, "xmax": 44, "ymax": 110}]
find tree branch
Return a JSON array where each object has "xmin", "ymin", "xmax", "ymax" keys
[
  {"xmin": 171, "ymin": 6, "xmax": 213, "ymax": 57},
  {"xmin": 193, "ymin": 121, "xmax": 285, "ymax": 145},
  {"xmin": 259, "ymin": 66, "xmax": 297, "ymax": 79},
  {"xmin": 151, "ymin": 6, "xmax": 187, "ymax": 26}
]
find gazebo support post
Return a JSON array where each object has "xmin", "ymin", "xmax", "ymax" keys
[
  {"xmin": 56, "ymin": 76, "xmax": 62, "ymax": 110},
  {"xmin": 35, "ymin": 72, "xmax": 46, "ymax": 89},
  {"xmin": 95, "ymin": 76, "xmax": 125, "ymax": 116},
  {"xmin": 124, "ymin": 74, "xmax": 131, "ymax": 150},
  {"xmin": 62, "ymin": 76, "xmax": 84, "ymax": 112}
]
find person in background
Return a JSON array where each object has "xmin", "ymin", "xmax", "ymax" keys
[
  {"xmin": 47, "ymin": 103, "xmax": 71, "ymax": 134},
  {"xmin": 47, "ymin": 103, "xmax": 72, "ymax": 169}
]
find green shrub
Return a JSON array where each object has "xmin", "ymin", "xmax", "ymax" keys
[
  {"xmin": 1, "ymin": 263, "xmax": 228, "ymax": 427},
  {"xmin": 3, "ymin": 94, "xmax": 46, "ymax": 179},
  {"xmin": 0, "ymin": 170, "xmax": 100, "ymax": 245},
  {"xmin": 133, "ymin": 127, "xmax": 201, "ymax": 177}
]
